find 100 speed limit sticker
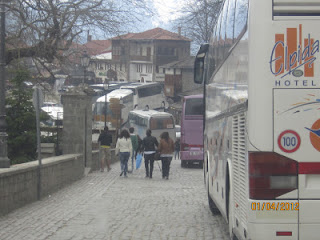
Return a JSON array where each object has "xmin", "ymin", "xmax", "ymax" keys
[{"xmin": 277, "ymin": 130, "xmax": 301, "ymax": 153}]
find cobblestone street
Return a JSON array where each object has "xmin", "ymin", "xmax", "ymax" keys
[{"xmin": 0, "ymin": 159, "xmax": 229, "ymax": 240}]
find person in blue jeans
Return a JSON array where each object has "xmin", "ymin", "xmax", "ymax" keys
[{"xmin": 116, "ymin": 129, "xmax": 132, "ymax": 177}]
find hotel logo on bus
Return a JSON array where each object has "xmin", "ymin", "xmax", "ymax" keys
[{"xmin": 270, "ymin": 24, "xmax": 320, "ymax": 87}]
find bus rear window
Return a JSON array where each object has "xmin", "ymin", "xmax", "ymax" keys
[
  {"xmin": 150, "ymin": 117, "xmax": 174, "ymax": 130},
  {"xmin": 185, "ymin": 98, "xmax": 204, "ymax": 115}
]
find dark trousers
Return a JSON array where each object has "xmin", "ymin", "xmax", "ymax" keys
[
  {"xmin": 161, "ymin": 157, "xmax": 172, "ymax": 178},
  {"xmin": 144, "ymin": 153, "xmax": 155, "ymax": 177},
  {"xmin": 174, "ymin": 150, "xmax": 180, "ymax": 159}
]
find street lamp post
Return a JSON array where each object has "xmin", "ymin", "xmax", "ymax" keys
[
  {"xmin": 80, "ymin": 51, "xmax": 90, "ymax": 84},
  {"xmin": 80, "ymin": 51, "xmax": 90, "ymax": 167},
  {"xmin": 104, "ymin": 80, "xmax": 109, "ymax": 128},
  {"xmin": 0, "ymin": 0, "xmax": 10, "ymax": 168}
]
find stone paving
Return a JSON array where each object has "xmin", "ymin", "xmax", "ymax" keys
[{"xmin": 0, "ymin": 158, "xmax": 230, "ymax": 240}]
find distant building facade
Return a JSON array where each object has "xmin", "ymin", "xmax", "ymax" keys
[
  {"xmin": 161, "ymin": 56, "xmax": 203, "ymax": 99},
  {"xmin": 87, "ymin": 28, "xmax": 191, "ymax": 84},
  {"xmin": 73, "ymin": 28, "xmax": 192, "ymax": 86}
]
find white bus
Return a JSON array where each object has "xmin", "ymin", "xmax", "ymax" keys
[
  {"xmin": 41, "ymin": 102, "xmax": 63, "ymax": 126},
  {"xmin": 120, "ymin": 82, "xmax": 168, "ymax": 110},
  {"xmin": 128, "ymin": 109, "xmax": 176, "ymax": 142},
  {"xmin": 194, "ymin": 0, "xmax": 320, "ymax": 239},
  {"xmin": 93, "ymin": 89, "xmax": 134, "ymax": 129}
]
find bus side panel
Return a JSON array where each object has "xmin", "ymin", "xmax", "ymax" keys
[
  {"xmin": 205, "ymin": 30, "xmax": 249, "ymax": 237},
  {"xmin": 248, "ymin": 222, "xmax": 298, "ymax": 240},
  {"xmin": 207, "ymin": 117, "xmax": 230, "ymax": 218}
]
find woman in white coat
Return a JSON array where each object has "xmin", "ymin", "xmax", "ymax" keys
[{"xmin": 116, "ymin": 129, "xmax": 132, "ymax": 177}]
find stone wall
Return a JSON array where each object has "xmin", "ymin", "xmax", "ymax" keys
[{"xmin": 0, "ymin": 154, "xmax": 84, "ymax": 216}]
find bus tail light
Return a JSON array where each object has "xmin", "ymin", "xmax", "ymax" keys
[
  {"xmin": 249, "ymin": 152, "xmax": 298, "ymax": 200},
  {"xmin": 276, "ymin": 231, "xmax": 292, "ymax": 236}
]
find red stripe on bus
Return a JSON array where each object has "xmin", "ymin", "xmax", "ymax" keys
[
  {"xmin": 299, "ymin": 24, "xmax": 302, "ymax": 64},
  {"xmin": 275, "ymin": 34, "xmax": 284, "ymax": 76},
  {"xmin": 287, "ymin": 28, "xmax": 297, "ymax": 70},
  {"xmin": 299, "ymin": 162, "xmax": 320, "ymax": 174}
]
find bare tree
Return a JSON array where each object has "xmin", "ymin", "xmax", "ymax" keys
[
  {"xmin": 5, "ymin": 0, "xmax": 153, "ymax": 65},
  {"xmin": 173, "ymin": 0, "xmax": 222, "ymax": 53}
]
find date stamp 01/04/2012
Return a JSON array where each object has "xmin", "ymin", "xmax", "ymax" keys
[{"xmin": 251, "ymin": 202, "xmax": 299, "ymax": 211}]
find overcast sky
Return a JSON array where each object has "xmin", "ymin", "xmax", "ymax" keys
[
  {"xmin": 131, "ymin": 0, "xmax": 185, "ymax": 33},
  {"xmin": 151, "ymin": 0, "xmax": 185, "ymax": 26},
  {"xmin": 85, "ymin": 0, "xmax": 186, "ymax": 41}
]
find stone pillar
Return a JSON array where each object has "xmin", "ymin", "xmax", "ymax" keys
[{"xmin": 61, "ymin": 86, "xmax": 94, "ymax": 168}]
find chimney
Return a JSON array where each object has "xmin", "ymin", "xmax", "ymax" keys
[
  {"xmin": 87, "ymin": 30, "xmax": 92, "ymax": 42},
  {"xmin": 178, "ymin": 27, "xmax": 181, "ymax": 36}
]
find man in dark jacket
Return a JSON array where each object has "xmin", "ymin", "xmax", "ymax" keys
[
  {"xmin": 142, "ymin": 129, "xmax": 158, "ymax": 178},
  {"xmin": 98, "ymin": 127, "xmax": 113, "ymax": 172}
]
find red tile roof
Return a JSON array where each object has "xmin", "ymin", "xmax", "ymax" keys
[
  {"xmin": 112, "ymin": 28, "xmax": 191, "ymax": 41},
  {"xmin": 82, "ymin": 40, "xmax": 112, "ymax": 55}
]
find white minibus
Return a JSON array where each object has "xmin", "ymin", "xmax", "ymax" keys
[{"xmin": 128, "ymin": 109, "xmax": 176, "ymax": 142}]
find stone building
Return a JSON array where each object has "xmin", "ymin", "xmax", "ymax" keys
[
  {"xmin": 87, "ymin": 28, "xmax": 191, "ymax": 84},
  {"xmin": 160, "ymin": 56, "xmax": 203, "ymax": 99}
]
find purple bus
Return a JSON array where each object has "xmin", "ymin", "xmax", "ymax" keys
[{"xmin": 180, "ymin": 94, "xmax": 204, "ymax": 167}]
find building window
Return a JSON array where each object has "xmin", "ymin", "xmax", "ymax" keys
[
  {"xmin": 96, "ymin": 63, "xmax": 103, "ymax": 70},
  {"xmin": 146, "ymin": 65, "xmax": 152, "ymax": 73},
  {"xmin": 163, "ymin": 68, "xmax": 165, "ymax": 74},
  {"xmin": 157, "ymin": 47, "xmax": 175, "ymax": 56},
  {"xmin": 137, "ymin": 64, "xmax": 143, "ymax": 73},
  {"xmin": 113, "ymin": 46, "xmax": 121, "ymax": 55}
]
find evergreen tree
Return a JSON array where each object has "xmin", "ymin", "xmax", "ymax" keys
[{"xmin": 6, "ymin": 69, "xmax": 37, "ymax": 164}]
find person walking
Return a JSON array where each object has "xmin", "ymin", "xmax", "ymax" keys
[
  {"xmin": 158, "ymin": 132, "xmax": 174, "ymax": 180},
  {"xmin": 141, "ymin": 129, "xmax": 158, "ymax": 178},
  {"xmin": 98, "ymin": 126, "xmax": 113, "ymax": 172},
  {"xmin": 116, "ymin": 129, "xmax": 132, "ymax": 178},
  {"xmin": 174, "ymin": 138, "xmax": 180, "ymax": 160},
  {"xmin": 129, "ymin": 127, "xmax": 139, "ymax": 173}
]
